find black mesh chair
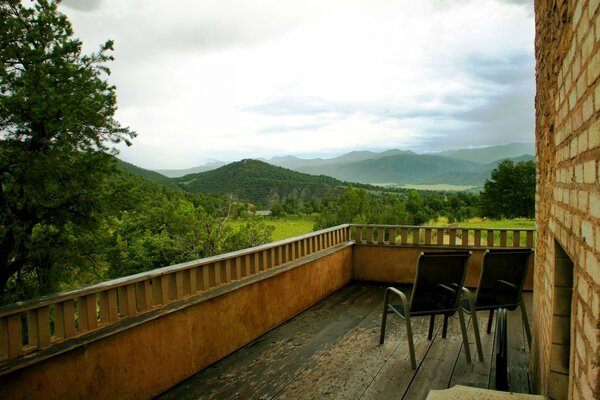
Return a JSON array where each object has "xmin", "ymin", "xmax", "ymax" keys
[
  {"xmin": 379, "ymin": 251, "xmax": 472, "ymax": 369},
  {"xmin": 461, "ymin": 248, "xmax": 533, "ymax": 361}
]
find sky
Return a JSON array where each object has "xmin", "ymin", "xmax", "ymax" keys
[{"xmin": 60, "ymin": 0, "xmax": 535, "ymax": 170}]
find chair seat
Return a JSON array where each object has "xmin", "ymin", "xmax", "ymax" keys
[
  {"xmin": 462, "ymin": 296, "xmax": 519, "ymax": 311},
  {"xmin": 390, "ymin": 303, "xmax": 455, "ymax": 317}
]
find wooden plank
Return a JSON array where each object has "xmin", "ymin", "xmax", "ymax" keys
[
  {"xmin": 157, "ymin": 285, "xmax": 382, "ymax": 400},
  {"xmin": 27, "ymin": 310, "xmax": 39, "ymax": 347},
  {"xmin": 143, "ymin": 280, "xmax": 154, "ymax": 310},
  {"xmin": 360, "ymin": 317, "xmax": 440, "ymax": 400},
  {"xmin": 400, "ymin": 228, "xmax": 408, "ymax": 245},
  {"xmin": 401, "ymin": 315, "xmax": 465, "ymax": 400},
  {"xmin": 449, "ymin": 229, "xmax": 456, "ymax": 246},
  {"xmin": 500, "ymin": 231, "xmax": 507, "ymax": 247},
  {"xmin": 449, "ymin": 310, "xmax": 496, "ymax": 389},
  {"xmin": 526, "ymin": 231, "xmax": 534, "ymax": 247},
  {"xmin": 107, "ymin": 288, "xmax": 119, "ymax": 322},
  {"xmin": 412, "ymin": 227, "xmax": 420, "ymax": 245},
  {"xmin": 462, "ymin": 229, "xmax": 469, "ymax": 246},
  {"xmin": 53, "ymin": 303, "xmax": 65, "ymax": 338},
  {"xmin": 367, "ymin": 227, "xmax": 374, "ymax": 244},
  {"xmin": 513, "ymin": 230, "xmax": 521, "ymax": 247},
  {"xmin": 474, "ymin": 230, "xmax": 482, "ymax": 247},
  {"xmin": 389, "ymin": 228, "xmax": 397, "ymax": 245},
  {"xmin": 355, "ymin": 226, "xmax": 363, "ymax": 243},
  {"xmin": 7, "ymin": 315, "xmax": 22, "ymax": 357},
  {"xmin": 62, "ymin": 300, "xmax": 76, "ymax": 338},
  {"xmin": 378, "ymin": 227, "xmax": 385, "ymax": 244},
  {"xmin": 487, "ymin": 230, "xmax": 495, "ymax": 247},
  {"xmin": 98, "ymin": 291, "xmax": 109, "ymax": 324},
  {"xmin": 0, "ymin": 317, "xmax": 8, "ymax": 357},
  {"xmin": 126, "ymin": 285, "xmax": 137, "ymax": 316},
  {"xmin": 506, "ymin": 305, "xmax": 530, "ymax": 393},
  {"xmin": 437, "ymin": 228, "xmax": 444, "ymax": 245},
  {"xmin": 424, "ymin": 228, "xmax": 432, "ymax": 245},
  {"xmin": 277, "ymin": 287, "xmax": 411, "ymax": 399},
  {"xmin": 188, "ymin": 269, "xmax": 198, "ymax": 295}
]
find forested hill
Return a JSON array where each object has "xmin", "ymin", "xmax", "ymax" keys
[
  {"xmin": 174, "ymin": 159, "xmax": 349, "ymax": 206},
  {"xmin": 116, "ymin": 158, "xmax": 182, "ymax": 190}
]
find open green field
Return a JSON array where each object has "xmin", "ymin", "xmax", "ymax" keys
[
  {"xmin": 430, "ymin": 216, "xmax": 535, "ymax": 229},
  {"xmin": 234, "ymin": 215, "xmax": 535, "ymax": 245},
  {"xmin": 267, "ymin": 216, "xmax": 317, "ymax": 241}
]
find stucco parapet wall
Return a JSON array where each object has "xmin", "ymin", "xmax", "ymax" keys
[
  {"xmin": 0, "ymin": 241, "xmax": 353, "ymax": 377},
  {"xmin": 352, "ymin": 243, "xmax": 535, "ymax": 291}
]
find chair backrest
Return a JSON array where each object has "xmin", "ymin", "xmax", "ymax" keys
[
  {"xmin": 474, "ymin": 249, "xmax": 532, "ymax": 310},
  {"xmin": 409, "ymin": 251, "xmax": 471, "ymax": 314}
]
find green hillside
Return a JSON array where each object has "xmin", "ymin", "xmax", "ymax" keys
[
  {"xmin": 175, "ymin": 159, "xmax": 348, "ymax": 206},
  {"xmin": 116, "ymin": 158, "xmax": 182, "ymax": 190},
  {"xmin": 295, "ymin": 153, "xmax": 482, "ymax": 184},
  {"xmin": 440, "ymin": 143, "xmax": 535, "ymax": 164}
]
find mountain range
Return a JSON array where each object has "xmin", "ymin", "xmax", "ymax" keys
[
  {"xmin": 116, "ymin": 143, "xmax": 535, "ymax": 206},
  {"xmin": 154, "ymin": 143, "xmax": 535, "ymax": 186}
]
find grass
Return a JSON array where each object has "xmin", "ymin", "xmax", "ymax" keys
[
  {"xmin": 430, "ymin": 216, "xmax": 535, "ymax": 229},
  {"xmin": 266, "ymin": 216, "xmax": 317, "ymax": 241}
]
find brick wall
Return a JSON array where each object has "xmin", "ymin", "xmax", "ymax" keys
[{"xmin": 534, "ymin": 0, "xmax": 600, "ymax": 399}]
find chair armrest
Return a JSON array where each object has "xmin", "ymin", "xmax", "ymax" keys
[
  {"xmin": 494, "ymin": 280, "xmax": 517, "ymax": 290},
  {"xmin": 384, "ymin": 287, "xmax": 410, "ymax": 316},
  {"xmin": 461, "ymin": 286, "xmax": 476, "ymax": 311},
  {"xmin": 435, "ymin": 283, "xmax": 457, "ymax": 296}
]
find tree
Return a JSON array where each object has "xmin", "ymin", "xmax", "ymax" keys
[
  {"xmin": 0, "ymin": 1, "xmax": 135, "ymax": 301},
  {"xmin": 480, "ymin": 160, "xmax": 536, "ymax": 219}
]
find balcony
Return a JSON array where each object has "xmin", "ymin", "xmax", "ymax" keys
[
  {"xmin": 0, "ymin": 224, "xmax": 536, "ymax": 399},
  {"xmin": 158, "ymin": 283, "xmax": 533, "ymax": 399}
]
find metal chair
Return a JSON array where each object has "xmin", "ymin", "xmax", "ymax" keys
[
  {"xmin": 379, "ymin": 251, "xmax": 473, "ymax": 369},
  {"xmin": 461, "ymin": 248, "xmax": 533, "ymax": 362}
]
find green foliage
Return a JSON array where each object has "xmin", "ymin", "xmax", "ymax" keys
[
  {"xmin": 0, "ymin": 0, "xmax": 135, "ymax": 301},
  {"xmin": 314, "ymin": 187, "xmax": 481, "ymax": 230},
  {"xmin": 480, "ymin": 160, "xmax": 536, "ymax": 219},
  {"xmin": 175, "ymin": 159, "xmax": 347, "ymax": 206}
]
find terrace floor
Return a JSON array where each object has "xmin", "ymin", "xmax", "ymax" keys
[{"xmin": 156, "ymin": 283, "xmax": 533, "ymax": 400}]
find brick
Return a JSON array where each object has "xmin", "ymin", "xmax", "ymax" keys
[
  {"xmin": 597, "ymin": 225, "xmax": 600, "ymax": 251},
  {"xmin": 582, "ymin": 220, "xmax": 594, "ymax": 246},
  {"xmin": 587, "ymin": 251, "xmax": 600, "ymax": 284},
  {"xmin": 579, "ymin": 131, "xmax": 589, "ymax": 153},
  {"xmin": 574, "ymin": 0, "xmax": 583, "ymax": 27},
  {"xmin": 590, "ymin": 119, "xmax": 600, "ymax": 149},
  {"xmin": 570, "ymin": 88, "xmax": 578, "ymax": 110},
  {"xmin": 583, "ymin": 314, "xmax": 597, "ymax": 351},
  {"xmin": 582, "ymin": 95, "xmax": 594, "ymax": 123},
  {"xmin": 596, "ymin": 84, "xmax": 600, "ymax": 113},
  {"xmin": 588, "ymin": 51, "xmax": 600, "ymax": 86},
  {"xmin": 576, "ymin": 71, "xmax": 587, "ymax": 100},
  {"xmin": 578, "ymin": 276, "xmax": 590, "ymax": 301},
  {"xmin": 583, "ymin": 160, "xmax": 596, "ymax": 183},
  {"xmin": 582, "ymin": 30, "xmax": 595, "ymax": 62},
  {"xmin": 578, "ymin": 190, "xmax": 589, "ymax": 211},
  {"xmin": 576, "ymin": 163, "xmax": 584, "ymax": 182},
  {"xmin": 592, "ymin": 0, "xmax": 600, "ymax": 16}
]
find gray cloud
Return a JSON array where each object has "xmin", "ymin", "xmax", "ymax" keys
[{"xmin": 61, "ymin": 0, "xmax": 103, "ymax": 12}]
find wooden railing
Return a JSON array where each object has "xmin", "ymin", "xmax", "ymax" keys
[
  {"xmin": 0, "ymin": 224, "xmax": 351, "ymax": 367},
  {"xmin": 352, "ymin": 224, "xmax": 535, "ymax": 248}
]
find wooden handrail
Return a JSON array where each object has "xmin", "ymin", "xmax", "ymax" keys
[
  {"xmin": 351, "ymin": 224, "xmax": 535, "ymax": 249},
  {"xmin": 0, "ymin": 224, "xmax": 351, "ymax": 362}
]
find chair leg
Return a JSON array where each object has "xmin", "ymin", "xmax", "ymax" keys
[
  {"xmin": 520, "ymin": 294, "xmax": 532, "ymax": 350},
  {"xmin": 487, "ymin": 309, "xmax": 494, "ymax": 334},
  {"xmin": 442, "ymin": 314, "xmax": 449, "ymax": 338},
  {"xmin": 428, "ymin": 314, "xmax": 435, "ymax": 340},
  {"xmin": 470, "ymin": 309, "xmax": 484, "ymax": 361},
  {"xmin": 457, "ymin": 307, "xmax": 472, "ymax": 364},
  {"xmin": 405, "ymin": 315, "xmax": 417, "ymax": 369},
  {"xmin": 380, "ymin": 303, "xmax": 390, "ymax": 344}
]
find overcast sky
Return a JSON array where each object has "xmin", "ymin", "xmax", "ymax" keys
[{"xmin": 60, "ymin": 0, "xmax": 535, "ymax": 169}]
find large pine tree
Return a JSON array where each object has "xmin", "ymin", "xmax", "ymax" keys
[{"xmin": 0, "ymin": 0, "xmax": 135, "ymax": 300}]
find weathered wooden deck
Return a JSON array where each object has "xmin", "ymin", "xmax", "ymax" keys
[{"xmin": 156, "ymin": 283, "xmax": 533, "ymax": 400}]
